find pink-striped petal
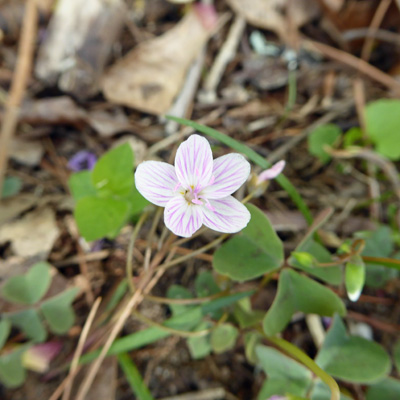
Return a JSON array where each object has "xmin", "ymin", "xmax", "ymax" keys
[
  {"xmin": 202, "ymin": 196, "xmax": 250, "ymax": 233},
  {"xmin": 174, "ymin": 134, "xmax": 213, "ymax": 190},
  {"xmin": 135, "ymin": 161, "xmax": 178, "ymax": 207},
  {"xmin": 257, "ymin": 160, "xmax": 286, "ymax": 184},
  {"xmin": 164, "ymin": 195, "xmax": 204, "ymax": 237},
  {"xmin": 202, "ymin": 154, "xmax": 250, "ymax": 199}
]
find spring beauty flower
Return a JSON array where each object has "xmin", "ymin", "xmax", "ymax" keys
[{"xmin": 135, "ymin": 134, "xmax": 251, "ymax": 237}]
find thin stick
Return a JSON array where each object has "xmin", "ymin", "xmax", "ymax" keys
[
  {"xmin": 62, "ymin": 297, "xmax": 102, "ymax": 400},
  {"xmin": 304, "ymin": 38, "xmax": 400, "ymax": 94},
  {"xmin": 360, "ymin": 0, "xmax": 392, "ymax": 62},
  {"xmin": 0, "ymin": 0, "xmax": 38, "ymax": 193}
]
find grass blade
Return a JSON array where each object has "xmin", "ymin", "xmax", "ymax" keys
[{"xmin": 118, "ymin": 353, "xmax": 154, "ymax": 400}]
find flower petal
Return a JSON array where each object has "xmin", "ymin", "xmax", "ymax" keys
[
  {"xmin": 202, "ymin": 196, "xmax": 250, "ymax": 233},
  {"xmin": 202, "ymin": 153, "xmax": 250, "ymax": 199},
  {"xmin": 257, "ymin": 160, "xmax": 285, "ymax": 183},
  {"xmin": 174, "ymin": 134, "xmax": 213, "ymax": 189},
  {"xmin": 164, "ymin": 196, "xmax": 204, "ymax": 237},
  {"xmin": 135, "ymin": 161, "xmax": 178, "ymax": 207}
]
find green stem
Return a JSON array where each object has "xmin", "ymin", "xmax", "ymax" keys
[
  {"xmin": 126, "ymin": 211, "xmax": 149, "ymax": 292},
  {"xmin": 266, "ymin": 336, "xmax": 340, "ymax": 400}
]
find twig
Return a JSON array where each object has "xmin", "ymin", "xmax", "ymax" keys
[
  {"xmin": 0, "ymin": 0, "xmax": 38, "ymax": 193},
  {"xmin": 200, "ymin": 15, "xmax": 246, "ymax": 103},
  {"xmin": 343, "ymin": 28, "xmax": 400, "ymax": 46},
  {"xmin": 158, "ymin": 388, "xmax": 226, "ymax": 400},
  {"xmin": 360, "ymin": 0, "xmax": 392, "ymax": 62},
  {"xmin": 303, "ymin": 39, "xmax": 400, "ymax": 95},
  {"xmin": 62, "ymin": 297, "xmax": 102, "ymax": 400}
]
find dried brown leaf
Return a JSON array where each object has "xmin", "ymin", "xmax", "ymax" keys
[{"xmin": 102, "ymin": 5, "xmax": 217, "ymax": 114}]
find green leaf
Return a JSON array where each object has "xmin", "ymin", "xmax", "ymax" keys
[
  {"xmin": 40, "ymin": 288, "xmax": 79, "ymax": 334},
  {"xmin": 365, "ymin": 99, "xmax": 400, "ymax": 160},
  {"xmin": 289, "ymin": 240, "xmax": 341, "ymax": 285},
  {"xmin": 345, "ymin": 255, "xmax": 365, "ymax": 302},
  {"xmin": 366, "ymin": 378, "xmax": 400, "ymax": 400},
  {"xmin": 244, "ymin": 331, "xmax": 262, "ymax": 364},
  {"xmin": 195, "ymin": 271, "xmax": 220, "ymax": 297},
  {"xmin": 186, "ymin": 321, "xmax": 212, "ymax": 359},
  {"xmin": 74, "ymin": 196, "xmax": 130, "ymax": 241},
  {"xmin": 1, "ymin": 262, "xmax": 52, "ymax": 305},
  {"xmin": 0, "ymin": 346, "xmax": 27, "ymax": 388},
  {"xmin": 308, "ymin": 124, "xmax": 341, "ymax": 163},
  {"xmin": 214, "ymin": 204, "xmax": 284, "ymax": 281},
  {"xmin": 118, "ymin": 353, "xmax": 154, "ymax": 400},
  {"xmin": 7, "ymin": 309, "xmax": 47, "ymax": 342},
  {"xmin": 357, "ymin": 226, "xmax": 397, "ymax": 287},
  {"xmin": 210, "ymin": 323, "xmax": 238, "ymax": 354},
  {"xmin": 167, "ymin": 285, "xmax": 193, "ymax": 317},
  {"xmin": 68, "ymin": 170, "xmax": 97, "ymax": 201},
  {"xmin": 92, "ymin": 144, "xmax": 134, "ymax": 197},
  {"xmin": 316, "ymin": 315, "xmax": 391, "ymax": 383},
  {"xmin": 1, "ymin": 176, "xmax": 22, "ymax": 199},
  {"xmin": 166, "ymin": 115, "xmax": 313, "ymax": 224},
  {"xmin": 310, "ymin": 380, "xmax": 353, "ymax": 400},
  {"xmin": 0, "ymin": 320, "xmax": 11, "ymax": 349},
  {"xmin": 343, "ymin": 127, "xmax": 363, "ymax": 148},
  {"xmin": 263, "ymin": 269, "xmax": 346, "ymax": 336},
  {"xmin": 394, "ymin": 338, "xmax": 400, "ymax": 373},
  {"xmin": 233, "ymin": 297, "xmax": 264, "ymax": 329},
  {"xmin": 126, "ymin": 186, "xmax": 148, "ymax": 216},
  {"xmin": 256, "ymin": 345, "xmax": 312, "ymax": 399}
]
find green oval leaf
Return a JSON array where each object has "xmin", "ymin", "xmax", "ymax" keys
[
  {"xmin": 308, "ymin": 123, "xmax": 341, "ymax": 164},
  {"xmin": 213, "ymin": 204, "xmax": 284, "ymax": 281},
  {"xmin": 92, "ymin": 144, "xmax": 134, "ymax": 197},
  {"xmin": 210, "ymin": 323, "xmax": 238, "ymax": 354},
  {"xmin": 365, "ymin": 99, "xmax": 400, "ymax": 160},
  {"xmin": 316, "ymin": 315, "xmax": 391, "ymax": 383},
  {"xmin": 263, "ymin": 269, "xmax": 346, "ymax": 336},
  {"xmin": 0, "ymin": 346, "xmax": 28, "ymax": 388},
  {"xmin": 7, "ymin": 309, "xmax": 47, "ymax": 342},
  {"xmin": 1, "ymin": 176, "xmax": 22, "ymax": 199},
  {"xmin": 0, "ymin": 320, "xmax": 11, "ymax": 350},
  {"xmin": 74, "ymin": 196, "xmax": 130, "ymax": 241},
  {"xmin": 366, "ymin": 378, "xmax": 400, "ymax": 400},
  {"xmin": 1, "ymin": 262, "xmax": 52, "ymax": 305},
  {"xmin": 68, "ymin": 170, "xmax": 97, "ymax": 201},
  {"xmin": 40, "ymin": 288, "xmax": 79, "ymax": 334}
]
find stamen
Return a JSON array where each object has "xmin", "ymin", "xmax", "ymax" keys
[
  {"xmin": 204, "ymin": 198, "xmax": 215, "ymax": 211},
  {"xmin": 208, "ymin": 175, "xmax": 215, "ymax": 186},
  {"xmin": 192, "ymin": 199, "xmax": 203, "ymax": 205},
  {"xmin": 173, "ymin": 182, "xmax": 181, "ymax": 192}
]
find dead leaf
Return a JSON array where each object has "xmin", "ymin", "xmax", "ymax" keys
[
  {"xmin": 86, "ymin": 109, "xmax": 132, "ymax": 137},
  {"xmin": 102, "ymin": 5, "xmax": 218, "ymax": 114},
  {"xmin": 0, "ymin": 208, "xmax": 59, "ymax": 258},
  {"xmin": 9, "ymin": 137, "xmax": 45, "ymax": 166},
  {"xmin": 227, "ymin": 0, "xmax": 320, "ymax": 40},
  {"xmin": 0, "ymin": 195, "xmax": 37, "ymax": 225}
]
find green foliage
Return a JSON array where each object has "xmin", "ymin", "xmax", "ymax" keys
[
  {"xmin": 1, "ymin": 262, "xmax": 51, "ymax": 305},
  {"xmin": 256, "ymin": 345, "xmax": 312, "ymax": 399},
  {"xmin": 366, "ymin": 378, "xmax": 400, "ymax": 400},
  {"xmin": 308, "ymin": 124, "xmax": 342, "ymax": 163},
  {"xmin": 118, "ymin": 353, "xmax": 154, "ymax": 400},
  {"xmin": 0, "ymin": 262, "xmax": 79, "ymax": 387},
  {"xmin": 187, "ymin": 321, "xmax": 212, "ymax": 359},
  {"xmin": 1, "ymin": 176, "xmax": 22, "ymax": 199},
  {"xmin": 316, "ymin": 315, "xmax": 391, "ymax": 383},
  {"xmin": 344, "ymin": 255, "xmax": 365, "ymax": 302},
  {"xmin": 213, "ymin": 204, "xmax": 284, "ymax": 281},
  {"xmin": 394, "ymin": 339, "xmax": 400, "ymax": 373},
  {"xmin": 68, "ymin": 144, "xmax": 147, "ymax": 241},
  {"xmin": 289, "ymin": 239, "xmax": 341, "ymax": 285},
  {"xmin": 40, "ymin": 288, "xmax": 79, "ymax": 334},
  {"xmin": 356, "ymin": 226, "xmax": 398, "ymax": 287},
  {"xmin": 233, "ymin": 297, "xmax": 264, "ymax": 329},
  {"xmin": 263, "ymin": 269, "xmax": 346, "ymax": 336},
  {"xmin": 8, "ymin": 310, "xmax": 46, "ymax": 342},
  {"xmin": 210, "ymin": 323, "xmax": 239, "ymax": 354},
  {"xmin": 0, "ymin": 346, "xmax": 27, "ymax": 388},
  {"xmin": 365, "ymin": 99, "xmax": 400, "ymax": 160}
]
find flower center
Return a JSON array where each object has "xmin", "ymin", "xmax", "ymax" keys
[{"xmin": 184, "ymin": 186, "xmax": 203, "ymax": 205}]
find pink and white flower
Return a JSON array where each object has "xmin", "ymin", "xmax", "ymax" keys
[{"xmin": 135, "ymin": 134, "xmax": 251, "ymax": 237}]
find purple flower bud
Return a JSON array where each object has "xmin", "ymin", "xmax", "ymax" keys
[
  {"xmin": 68, "ymin": 150, "xmax": 97, "ymax": 171},
  {"xmin": 257, "ymin": 160, "xmax": 286, "ymax": 184}
]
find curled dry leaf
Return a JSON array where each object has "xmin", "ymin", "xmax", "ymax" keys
[
  {"xmin": 226, "ymin": 0, "xmax": 319, "ymax": 41},
  {"xmin": 102, "ymin": 5, "xmax": 218, "ymax": 115},
  {"xmin": 0, "ymin": 208, "xmax": 59, "ymax": 258},
  {"xmin": 9, "ymin": 137, "xmax": 45, "ymax": 167}
]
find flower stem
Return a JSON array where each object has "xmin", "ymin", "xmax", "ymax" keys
[
  {"xmin": 266, "ymin": 336, "xmax": 340, "ymax": 400},
  {"xmin": 126, "ymin": 211, "xmax": 149, "ymax": 292}
]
